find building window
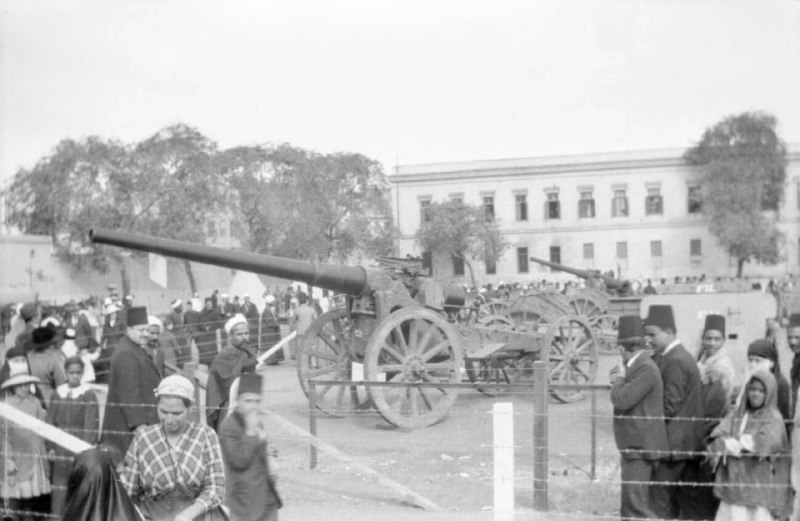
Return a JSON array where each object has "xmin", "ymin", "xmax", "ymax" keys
[
  {"xmin": 206, "ymin": 220, "xmax": 217, "ymax": 240},
  {"xmin": 650, "ymin": 240, "xmax": 662, "ymax": 257},
  {"xmin": 583, "ymin": 243, "xmax": 594, "ymax": 260},
  {"xmin": 645, "ymin": 187, "xmax": 663, "ymax": 215},
  {"xmin": 796, "ymin": 183, "xmax": 800, "ymax": 211},
  {"xmin": 688, "ymin": 186, "xmax": 702, "ymax": 214},
  {"xmin": 483, "ymin": 195, "xmax": 495, "ymax": 222},
  {"xmin": 612, "ymin": 189, "xmax": 629, "ymax": 217},
  {"xmin": 546, "ymin": 192, "xmax": 560, "ymax": 219},
  {"xmin": 420, "ymin": 199, "xmax": 431, "ymax": 224},
  {"xmin": 616, "ymin": 241, "xmax": 628, "ymax": 259},
  {"xmin": 517, "ymin": 247, "xmax": 529, "ymax": 273},
  {"xmin": 452, "ymin": 255, "xmax": 465, "ymax": 276},
  {"xmin": 450, "ymin": 194, "xmax": 463, "ymax": 205},
  {"xmin": 578, "ymin": 190, "xmax": 595, "ymax": 218},
  {"xmin": 690, "ymin": 239, "xmax": 702, "ymax": 265},
  {"xmin": 515, "ymin": 194, "xmax": 528, "ymax": 222},
  {"xmin": 421, "ymin": 251, "xmax": 432, "ymax": 272},
  {"xmin": 218, "ymin": 219, "xmax": 228, "ymax": 238},
  {"xmin": 485, "ymin": 255, "xmax": 496, "ymax": 275},
  {"xmin": 549, "ymin": 246, "xmax": 561, "ymax": 271}
]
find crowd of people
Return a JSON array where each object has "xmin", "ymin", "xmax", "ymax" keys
[
  {"xmin": 610, "ymin": 304, "xmax": 800, "ymax": 521},
  {"xmin": 0, "ymin": 285, "xmax": 315, "ymax": 521}
]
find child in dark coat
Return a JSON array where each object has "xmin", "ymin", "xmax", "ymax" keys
[{"xmin": 219, "ymin": 373, "xmax": 281, "ymax": 521}]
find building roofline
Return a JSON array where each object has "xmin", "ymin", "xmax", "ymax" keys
[{"xmin": 390, "ymin": 142, "xmax": 800, "ymax": 182}]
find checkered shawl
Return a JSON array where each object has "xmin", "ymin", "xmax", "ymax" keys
[{"xmin": 122, "ymin": 422, "xmax": 225, "ymax": 513}]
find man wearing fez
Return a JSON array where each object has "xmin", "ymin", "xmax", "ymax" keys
[
  {"xmin": 687, "ymin": 314, "xmax": 736, "ymax": 519},
  {"xmin": 787, "ymin": 313, "xmax": 800, "ymax": 408},
  {"xmin": 207, "ymin": 314, "xmax": 258, "ymax": 431},
  {"xmin": 220, "ymin": 373, "xmax": 282, "ymax": 521},
  {"xmin": 102, "ymin": 306, "xmax": 162, "ymax": 455},
  {"xmin": 609, "ymin": 315, "xmax": 668, "ymax": 521},
  {"xmin": 643, "ymin": 304, "xmax": 704, "ymax": 520}
]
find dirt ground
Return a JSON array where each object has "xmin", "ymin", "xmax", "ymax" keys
[{"xmin": 262, "ymin": 353, "xmax": 623, "ymax": 521}]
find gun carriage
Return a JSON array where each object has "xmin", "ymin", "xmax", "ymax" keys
[{"xmin": 89, "ymin": 229, "xmax": 599, "ymax": 429}]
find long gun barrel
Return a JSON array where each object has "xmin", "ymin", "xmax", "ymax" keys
[
  {"xmin": 528, "ymin": 256, "xmax": 600, "ymax": 280},
  {"xmin": 89, "ymin": 228, "xmax": 377, "ymax": 296}
]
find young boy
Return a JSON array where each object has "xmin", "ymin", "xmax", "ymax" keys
[{"xmin": 219, "ymin": 373, "xmax": 282, "ymax": 521}]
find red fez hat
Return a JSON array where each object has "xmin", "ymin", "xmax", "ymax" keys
[
  {"xmin": 703, "ymin": 314, "xmax": 725, "ymax": 337},
  {"xmin": 127, "ymin": 306, "xmax": 148, "ymax": 327},
  {"xmin": 237, "ymin": 373, "xmax": 262, "ymax": 397},
  {"xmin": 617, "ymin": 315, "xmax": 645, "ymax": 341},
  {"xmin": 644, "ymin": 305, "xmax": 676, "ymax": 332},
  {"xmin": 788, "ymin": 314, "xmax": 800, "ymax": 328}
]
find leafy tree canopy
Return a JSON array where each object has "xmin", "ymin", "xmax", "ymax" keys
[
  {"xmin": 684, "ymin": 112, "xmax": 787, "ymax": 277},
  {"xmin": 6, "ymin": 125, "xmax": 397, "ymax": 292},
  {"xmin": 416, "ymin": 200, "xmax": 507, "ymax": 286}
]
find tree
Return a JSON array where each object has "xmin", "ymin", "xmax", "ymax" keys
[
  {"xmin": 684, "ymin": 112, "xmax": 787, "ymax": 277},
  {"xmin": 5, "ymin": 136, "xmax": 134, "ymax": 274},
  {"xmin": 5, "ymin": 125, "xmax": 225, "ymax": 294},
  {"xmin": 416, "ymin": 200, "xmax": 507, "ymax": 287},
  {"xmin": 130, "ymin": 124, "xmax": 224, "ymax": 293},
  {"xmin": 220, "ymin": 143, "xmax": 397, "ymax": 263}
]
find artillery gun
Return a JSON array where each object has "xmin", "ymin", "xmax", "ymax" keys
[{"xmin": 89, "ymin": 229, "xmax": 599, "ymax": 429}]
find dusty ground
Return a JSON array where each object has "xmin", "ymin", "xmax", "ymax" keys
[{"xmin": 262, "ymin": 353, "xmax": 622, "ymax": 521}]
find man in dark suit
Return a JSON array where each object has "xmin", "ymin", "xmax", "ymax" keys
[
  {"xmin": 610, "ymin": 315, "xmax": 669, "ymax": 520},
  {"xmin": 643, "ymin": 304, "xmax": 704, "ymax": 520},
  {"xmin": 101, "ymin": 306, "xmax": 163, "ymax": 455}
]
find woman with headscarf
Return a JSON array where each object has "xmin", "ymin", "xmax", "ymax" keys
[
  {"xmin": 121, "ymin": 375, "xmax": 226, "ymax": 521},
  {"xmin": 746, "ymin": 339, "xmax": 792, "ymax": 422},
  {"xmin": 708, "ymin": 369, "xmax": 793, "ymax": 521},
  {"xmin": 61, "ymin": 445, "xmax": 141, "ymax": 521}
]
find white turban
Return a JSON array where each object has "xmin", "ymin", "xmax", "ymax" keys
[
  {"xmin": 264, "ymin": 295, "xmax": 276, "ymax": 304},
  {"xmin": 170, "ymin": 299, "xmax": 182, "ymax": 310},
  {"xmin": 225, "ymin": 313, "xmax": 248, "ymax": 334},
  {"xmin": 148, "ymin": 315, "xmax": 163, "ymax": 329}
]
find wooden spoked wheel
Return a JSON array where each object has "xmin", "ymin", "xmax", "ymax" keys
[
  {"xmin": 465, "ymin": 352, "xmax": 527, "ymax": 396},
  {"xmin": 480, "ymin": 299, "xmax": 510, "ymax": 317},
  {"xmin": 543, "ymin": 315, "xmax": 599, "ymax": 403},
  {"xmin": 364, "ymin": 308, "xmax": 463, "ymax": 430},
  {"xmin": 591, "ymin": 314, "xmax": 619, "ymax": 354},
  {"xmin": 297, "ymin": 308, "xmax": 371, "ymax": 417},
  {"xmin": 567, "ymin": 296, "xmax": 605, "ymax": 322}
]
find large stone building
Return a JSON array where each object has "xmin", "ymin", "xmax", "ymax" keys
[{"xmin": 390, "ymin": 145, "xmax": 800, "ymax": 285}]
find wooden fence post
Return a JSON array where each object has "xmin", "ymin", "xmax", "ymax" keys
[{"xmin": 532, "ymin": 361, "xmax": 548, "ymax": 512}]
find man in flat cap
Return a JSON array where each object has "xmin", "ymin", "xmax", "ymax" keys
[
  {"xmin": 643, "ymin": 304, "xmax": 704, "ymax": 520},
  {"xmin": 102, "ymin": 306, "xmax": 162, "ymax": 455},
  {"xmin": 609, "ymin": 315, "xmax": 668, "ymax": 521},
  {"xmin": 206, "ymin": 314, "xmax": 258, "ymax": 431}
]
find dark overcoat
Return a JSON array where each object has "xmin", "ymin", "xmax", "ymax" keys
[
  {"xmin": 101, "ymin": 335, "xmax": 162, "ymax": 455},
  {"xmin": 610, "ymin": 351, "xmax": 669, "ymax": 460},
  {"xmin": 219, "ymin": 410, "xmax": 281, "ymax": 521},
  {"xmin": 653, "ymin": 343, "xmax": 705, "ymax": 459}
]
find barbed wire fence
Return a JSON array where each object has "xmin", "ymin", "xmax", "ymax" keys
[{"xmin": 1, "ymin": 341, "xmax": 798, "ymax": 520}]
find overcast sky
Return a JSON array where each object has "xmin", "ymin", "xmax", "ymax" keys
[{"xmin": 1, "ymin": 0, "xmax": 799, "ymax": 184}]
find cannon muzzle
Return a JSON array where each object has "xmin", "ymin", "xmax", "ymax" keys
[
  {"xmin": 90, "ymin": 228, "xmax": 375, "ymax": 296},
  {"xmin": 528, "ymin": 256, "xmax": 601, "ymax": 280}
]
